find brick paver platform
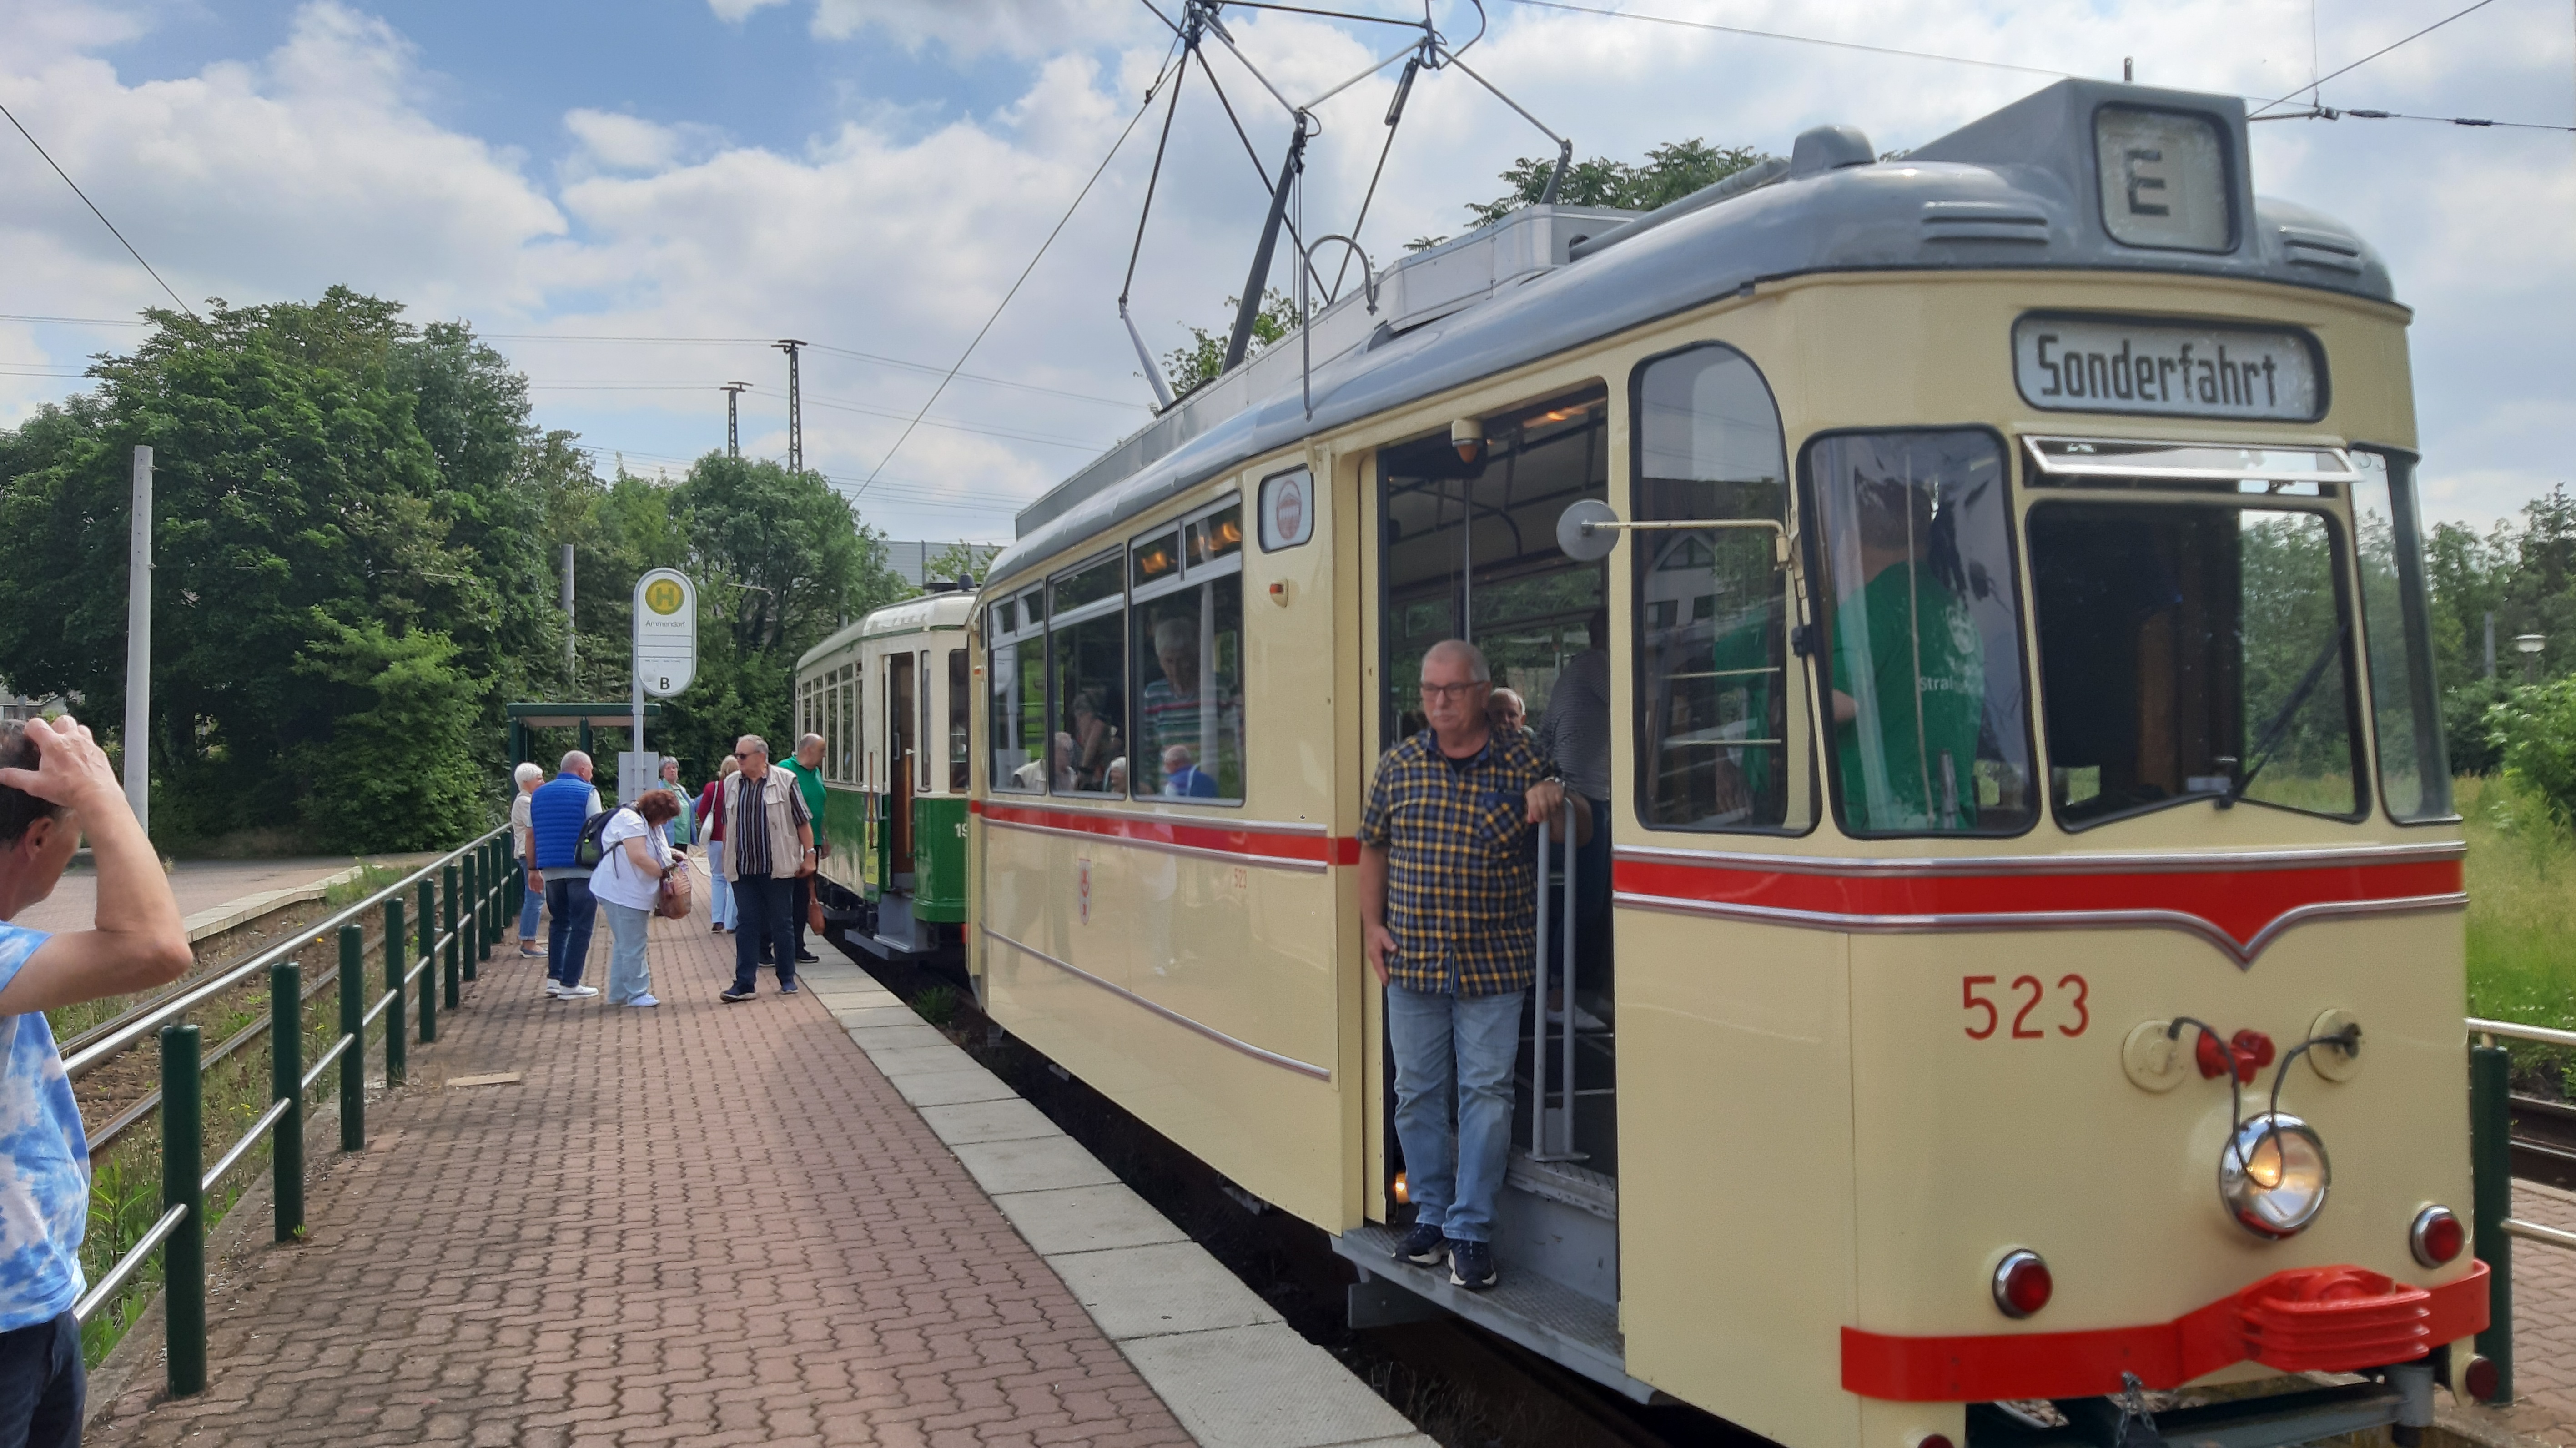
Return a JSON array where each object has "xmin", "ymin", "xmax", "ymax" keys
[
  {"xmin": 88, "ymin": 884, "xmax": 1195, "ymax": 1448},
  {"xmin": 2491, "ymin": 1178, "xmax": 2576, "ymax": 1447}
]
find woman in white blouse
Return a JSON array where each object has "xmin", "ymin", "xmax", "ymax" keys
[{"xmin": 589, "ymin": 790, "xmax": 681, "ymax": 1007}]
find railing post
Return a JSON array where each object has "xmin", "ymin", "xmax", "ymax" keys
[
  {"xmin": 161, "ymin": 1022, "xmax": 206, "ymax": 1397},
  {"xmin": 443, "ymin": 863, "xmax": 461, "ymax": 1011},
  {"xmin": 417, "ymin": 876, "xmax": 437, "ymax": 1044},
  {"xmin": 271, "ymin": 962, "xmax": 303, "ymax": 1242},
  {"xmin": 483, "ymin": 837, "xmax": 502, "ymax": 960},
  {"xmin": 507, "ymin": 835, "xmax": 523, "ymax": 916},
  {"xmin": 460, "ymin": 850, "xmax": 480, "ymax": 982},
  {"xmin": 2470, "ymin": 1042, "xmax": 2515, "ymax": 1401},
  {"xmin": 383, "ymin": 897, "xmax": 406, "ymax": 1084},
  {"xmin": 338, "ymin": 924, "xmax": 365, "ymax": 1152}
]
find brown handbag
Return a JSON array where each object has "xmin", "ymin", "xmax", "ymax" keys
[{"xmin": 653, "ymin": 860, "xmax": 693, "ymax": 920}]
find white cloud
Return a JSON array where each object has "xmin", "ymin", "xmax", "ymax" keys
[{"xmin": 3, "ymin": 0, "xmax": 2568, "ymax": 543}]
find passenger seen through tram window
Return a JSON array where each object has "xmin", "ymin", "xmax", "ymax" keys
[
  {"xmin": 1807, "ymin": 429, "xmax": 2034, "ymax": 835},
  {"xmin": 1131, "ymin": 500, "xmax": 1245, "ymax": 802}
]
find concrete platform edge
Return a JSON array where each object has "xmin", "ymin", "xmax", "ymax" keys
[{"xmin": 797, "ymin": 953, "xmax": 1434, "ymax": 1448}]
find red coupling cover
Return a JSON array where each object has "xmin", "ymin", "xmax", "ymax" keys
[{"xmin": 1842, "ymin": 1261, "xmax": 2488, "ymax": 1402}]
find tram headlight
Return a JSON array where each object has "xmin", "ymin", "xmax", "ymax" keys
[{"xmin": 2219, "ymin": 1113, "xmax": 2329, "ymax": 1239}]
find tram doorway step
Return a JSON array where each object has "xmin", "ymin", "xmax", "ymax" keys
[
  {"xmin": 1496, "ymin": 1151, "xmax": 1618, "ymax": 1307},
  {"xmin": 1332, "ymin": 1222, "xmax": 1656, "ymax": 1404}
]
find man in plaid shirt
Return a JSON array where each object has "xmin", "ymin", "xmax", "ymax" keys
[{"xmin": 1360, "ymin": 639, "xmax": 1590, "ymax": 1291}]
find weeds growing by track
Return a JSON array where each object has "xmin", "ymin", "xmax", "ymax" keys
[{"xmin": 2460, "ymin": 774, "xmax": 2576, "ymax": 1098}]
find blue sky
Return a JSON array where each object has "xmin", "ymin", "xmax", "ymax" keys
[{"xmin": 2, "ymin": 0, "xmax": 2569, "ymax": 542}]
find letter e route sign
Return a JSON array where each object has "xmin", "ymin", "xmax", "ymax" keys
[{"xmin": 633, "ymin": 568, "xmax": 697, "ymax": 697}]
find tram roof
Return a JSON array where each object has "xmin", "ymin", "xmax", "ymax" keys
[
  {"xmin": 798, "ymin": 588, "xmax": 976, "ymax": 670},
  {"xmin": 986, "ymin": 78, "xmax": 2394, "ymax": 591}
]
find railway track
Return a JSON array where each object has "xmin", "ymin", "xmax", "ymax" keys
[{"xmin": 2512, "ymin": 1093, "xmax": 2576, "ymax": 1191}]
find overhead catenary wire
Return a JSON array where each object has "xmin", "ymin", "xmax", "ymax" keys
[
  {"xmin": 2251, "ymin": 105, "xmax": 2574, "ymax": 131},
  {"xmin": 857, "ymin": 45, "xmax": 1183, "ymax": 495},
  {"xmin": 1501, "ymin": 0, "xmax": 2071, "ymax": 80},
  {"xmin": 0, "ymin": 99, "xmax": 198, "ymax": 320},
  {"xmin": 2246, "ymin": 0, "xmax": 2502, "ymax": 116}
]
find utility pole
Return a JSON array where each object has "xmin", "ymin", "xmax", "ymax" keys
[
  {"xmin": 562, "ymin": 543, "xmax": 577, "ymax": 694},
  {"xmin": 722, "ymin": 382, "xmax": 750, "ymax": 458},
  {"xmin": 2485, "ymin": 611, "xmax": 2497, "ymax": 680},
  {"xmin": 125, "ymin": 446, "xmax": 152, "ymax": 835},
  {"xmin": 774, "ymin": 340, "xmax": 806, "ymax": 473}
]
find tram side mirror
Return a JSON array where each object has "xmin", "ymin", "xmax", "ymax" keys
[{"xmin": 1558, "ymin": 499, "xmax": 1622, "ymax": 562}]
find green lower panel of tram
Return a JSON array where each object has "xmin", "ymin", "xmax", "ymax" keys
[{"xmin": 845, "ymin": 786, "xmax": 968, "ymax": 924}]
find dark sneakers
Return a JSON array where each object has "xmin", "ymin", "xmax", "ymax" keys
[
  {"xmin": 719, "ymin": 986, "xmax": 755, "ymax": 1003},
  {"xmin": 1392, "ymin": 1222, "xmax": 1447, "ymax": 1267},
  {"xmin": 1448, "ymin": 1239, "xmax": 1497, "ymax": 1290}
]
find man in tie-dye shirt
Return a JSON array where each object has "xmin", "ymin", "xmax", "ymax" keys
[{"xmin": 0, "ymin": 718, "xmax": 191, "ymax": 1444}]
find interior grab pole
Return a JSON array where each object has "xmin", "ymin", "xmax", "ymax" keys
[{"xmin": 1532, "ymin": 812, "xmax": 1551, "ymax": 1158}]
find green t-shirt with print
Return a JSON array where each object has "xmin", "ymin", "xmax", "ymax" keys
[{"xmin": 1830, "ymin": 560, "xmax": 1984, "ymax": 832}]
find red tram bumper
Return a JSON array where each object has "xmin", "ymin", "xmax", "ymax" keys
[{"xmin": 1842, "ymin": 1262, "xmax": 2489, "ymax": 1401}]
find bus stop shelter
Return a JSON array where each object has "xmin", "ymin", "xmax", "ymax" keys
[{"xmin": 506, "ymin": 702, "xmax": 663, "ymax": 770}]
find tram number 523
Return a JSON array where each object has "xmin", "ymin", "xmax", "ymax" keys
[{"xmin": 1961, "ymin": 975, "xmax": 2089, "ymax": 1040}]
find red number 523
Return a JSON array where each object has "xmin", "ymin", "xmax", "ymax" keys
[{"xmin": 1962, "ymin": 974, "xmax": 2088, "ymax": 1040}]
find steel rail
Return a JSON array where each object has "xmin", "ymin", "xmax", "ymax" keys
[
  {"xmin": 2506, "ymin": 1217, "xmax": 2576, "ymax": 1252},
  {"xmin": 2470, "ymin": 1017, "xmax": 2576, "ymax": 1049},
  {"xmin": 300, "ymin": 1032, "xmax": 354, "ymax": 1094},
  {"xmin": 70, "ymin": 1204, "xmax": 188, "ymax": 1324},
  {"xmin": 63, "ymin": 826, "xmax": 507, "ymax": 1080},
  {"xmin": 84, "ymin": 966, "xmax": 338, "ymax": 1154},
  {"xmin": 200, "ymin": 1097, "xmax": 293, "ymax": 1197}
]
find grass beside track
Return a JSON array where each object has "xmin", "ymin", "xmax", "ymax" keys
[{"xmin": 2459, "ymin": 774, "xmax": 2576, "ymax": 1100}]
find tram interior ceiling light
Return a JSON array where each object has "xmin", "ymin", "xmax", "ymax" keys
[{"xmin": 2219, "ymin": 1113, "xmax": 2329, "ymax": 1239}]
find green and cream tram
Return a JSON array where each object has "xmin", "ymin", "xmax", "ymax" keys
[{"xmin": 796, "ymin": 584, "xmax": 976, "ymax": 959}]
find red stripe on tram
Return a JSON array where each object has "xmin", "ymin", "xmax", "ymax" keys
[
  {"xmin": 1613, "ymin": 854, "xmax": 2462, "ymax": 954},
  {"xmin": 977, "ymin": 801, "xmax": 1349, "ymax": 867}
]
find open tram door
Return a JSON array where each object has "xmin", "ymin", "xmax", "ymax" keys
[
  {"xmin": 885, "ymin": 652, "xmax": 917, "ymax": 887},
  {"xmin": 1354, "ymin": 383, "xmax": 1636, "ymax": 1373}
]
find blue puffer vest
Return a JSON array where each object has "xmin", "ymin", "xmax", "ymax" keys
[{"xmin": 528, "ymin": 775, "xmax": 596, "ymax": 870}]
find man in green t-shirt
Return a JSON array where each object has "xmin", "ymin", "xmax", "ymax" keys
[
  {"xmin": 775, "ymin": 733, "xmax": 830, "ymax": 964},
  {"xmin": 1828, "ymin": 478, "xmax": 1984, "ymax": 832}
]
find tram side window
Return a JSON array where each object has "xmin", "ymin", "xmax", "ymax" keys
[
  {"xmin": 2030, "ymin": 502, "xmax": 2363, "ymax": 826},
  {"xmin": 1050, "ymin": 554, "xmax": 1127, "ymax": 796},
  {"xmin": 2351, "ymin": 451, "xmax": 2453, "ymax": 821},
  {"xmin": 1806, "ymin": 430, "xmax": 2036, "ymax": 836},
  {"xmin": 1132, "ymin": 499, "xmax": 1246, "ymax": 802},
  {"xmin": 948, "ymin": 649, "xmax": 971, "ymax": 792},
  {"xmin": 990, "ymin": 591, "xmax": 1049, "ymax": 793},
  {"xmin": 840, "ymin": 668, "xmax": 859, "ymax": 784},
  {"xmin": 1632, "ymin": 345, "xmax": 1805, "ymax": 831}
]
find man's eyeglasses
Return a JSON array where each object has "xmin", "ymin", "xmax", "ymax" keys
[{"xmin": 1418, "ymin": 682, "xmax": 1487, "ymax": 702}]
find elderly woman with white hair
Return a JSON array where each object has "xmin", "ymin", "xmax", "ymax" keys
[{"xmin": 509, "ymin": 760, "xmax": 547, "ymax": 957}]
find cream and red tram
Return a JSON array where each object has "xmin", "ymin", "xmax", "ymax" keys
[{"xmin": 962, "ymin": 79, "xmax": 2482, "ymax": 1448}]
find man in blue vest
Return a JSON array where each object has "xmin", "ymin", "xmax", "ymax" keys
[{"xmin": 528, "ymin": 750, "xmax": 604, "ymax": 1001}]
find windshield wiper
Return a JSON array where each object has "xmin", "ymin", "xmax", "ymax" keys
[{"xmin": 2224, "ymin": 623, "xmax": 2349, "ymax": 808}]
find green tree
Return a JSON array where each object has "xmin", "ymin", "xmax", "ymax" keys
[
  {"xmin": 2488, "ymin": 676, "xmax": 2576, "ymax": 827},
  {"xmin": 1410, "ymin": 137, "xmax": 1775, "ymax": 249},
  {"xmin": 0, "ymin": 289, "xmax": 500, "ymax": 848},
  {"xmin": 1162, "ymin": 290, "xmax": 1302, "ymax": 398},
  {"xmin": 923, "ymin": 540, "xmax": 1001, "ymax": 588}
]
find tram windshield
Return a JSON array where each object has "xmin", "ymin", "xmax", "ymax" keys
[
  {"xmin": 1807, "ymin": 430, "xmax": 2036, "ymax": 836},
  {"xmin": 2029, "ymin": 500, "xmax": 2362, "ymax": 826}
]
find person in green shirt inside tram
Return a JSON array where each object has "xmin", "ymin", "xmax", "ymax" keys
[
  {"xmin": 1827, "ymin": 475, "xmax": 1986, "ymax": 832},
  {"xmin": 775, "ymin": 733, "xmax": 831, "ymax": 965}
]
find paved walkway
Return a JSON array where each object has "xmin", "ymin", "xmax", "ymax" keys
[
  {"xmin": 2485, "ymin": 1177, "xmax": 2576, "ymax": 1447},
  {"xmin": 87, "ymin": 886, "xmax": 1196, "ymax": 1447}
]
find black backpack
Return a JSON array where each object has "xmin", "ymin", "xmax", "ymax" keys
[{"xmin": 574, "ymin": 809, "xmax": 619, "ymax": 869}]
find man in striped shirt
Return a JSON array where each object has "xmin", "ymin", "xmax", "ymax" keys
[{"xmin": 717, "ymin": 735, "xmax": 815, "ymax": 1002}]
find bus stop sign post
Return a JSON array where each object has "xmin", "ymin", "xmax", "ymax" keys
[{"xmin": 625, "ymin": 569, "xmax": 698, "ymax": 803}]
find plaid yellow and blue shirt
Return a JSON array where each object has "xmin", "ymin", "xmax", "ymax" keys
[{"xmin": 1359, "ymin": 727, "xmax": 1556, "ymax": 996}]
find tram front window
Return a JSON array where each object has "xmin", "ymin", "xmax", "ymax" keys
[
  {"xmin": 1806, "ymin": 429, "xmax": 2035, "ymax": 836},
  {"xmin": 2029, "ymin": 502, "xmax": 2363, "ymax": 826}
]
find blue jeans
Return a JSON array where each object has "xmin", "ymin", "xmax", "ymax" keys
[
  {"xmin": 518, "ymin": 865, "xmax": 544, "ymax": 941},
  {"xmin": 602, "ymin": 901, "xmax": 652, "ymax": 1002},
  {"xmin": 731, "ymin": 875, "xmax": 796, "ymax": 992},
  {"xmin": 545, "ymin": 876, "xmax": 598, "ymax": 987},
  {"xmin": 706, "ymin": 841, "xmax": 735, "ymax": 930},
  {"xmin": 1385, "ymin": 983, "xmax": 1525, "ymax": 1244},
  {"xmin": 0, "ymin": 1310, "xmax": 81, "ymax": 1448}
]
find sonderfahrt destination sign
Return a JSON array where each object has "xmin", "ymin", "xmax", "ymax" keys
[{"xmin": 2012, "ymin": 314, "xmax": 2323, "ymax": 422}]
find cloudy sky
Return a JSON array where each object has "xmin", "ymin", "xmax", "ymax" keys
[{"xmin": 2, "ymin": 0, "xmax": 2568, "ymax": 544}]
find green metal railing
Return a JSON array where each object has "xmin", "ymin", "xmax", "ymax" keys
[
  {"xmin": 65, "ymin": 827, "xmax": 519, "ymax": 1396},
  {"xmin": 2466, "ymin": 1016, "xmax": 2576, "ymax": 1406}
]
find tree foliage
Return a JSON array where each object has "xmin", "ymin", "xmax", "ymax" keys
[
  {"xmin": 0, "ymin": 289, "xmax": 908, "ymax": 852},
  {"xmin": 1410, "ymin": 138, "xmax": 1774, "ymax": 249},
  {"xmin": 1162, "ymin": 290, "xmax": 1302, "ymax": 398},
  {"xmin": 2426, "ymin": 484, "xmax": 2576, "ymax": 774}
]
